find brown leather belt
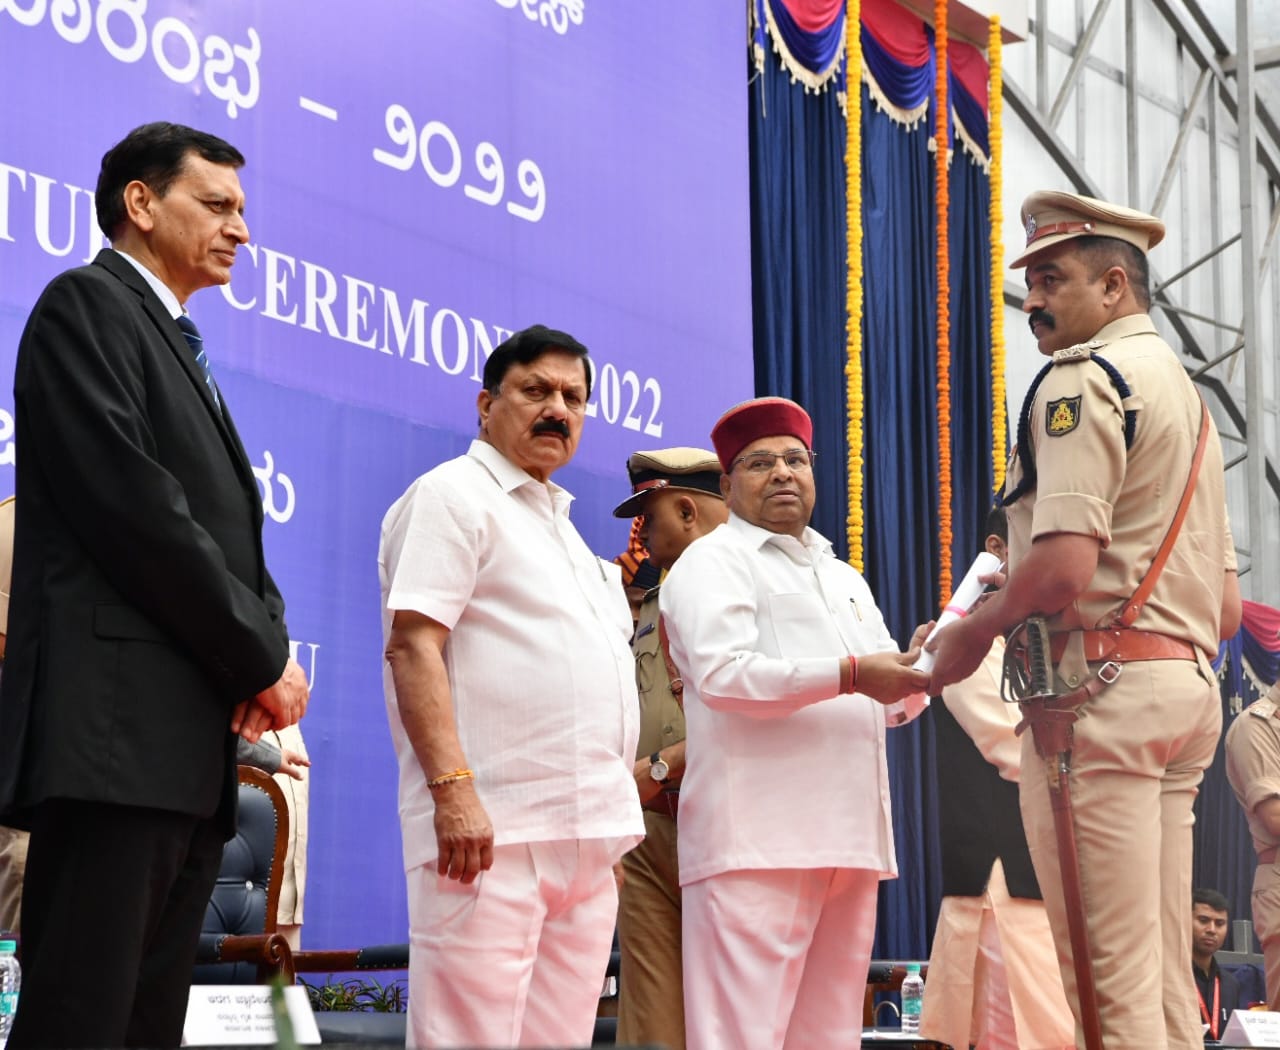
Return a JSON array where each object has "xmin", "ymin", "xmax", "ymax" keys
[
  {"xmin": 642, "ymin": 790, "xmax": 679, "ymax": 822},
  {"xmin": 1260, "ymin": 846, "xmax": 1278, "ymax": 865},
  {"xmin": 1048, "ymin": 628, "xmax": 1196, "ymax": 664}
]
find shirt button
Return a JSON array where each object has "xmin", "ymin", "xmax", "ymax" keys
[{"xmin": 1068, "ymin": 674, "xmax": 1080, "ymax": 686}]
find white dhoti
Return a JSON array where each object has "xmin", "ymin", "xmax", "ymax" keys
[{"xmin": 921, "ymin": 860, "xmax": 1075, "ymax": 1050}]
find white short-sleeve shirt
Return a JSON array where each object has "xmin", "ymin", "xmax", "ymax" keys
[{"xmin": 379, "ymin": 440, "xmax": 642, "ymax": 871}]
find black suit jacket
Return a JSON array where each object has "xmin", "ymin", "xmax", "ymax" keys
[{"xmin": 0, "ymin": 250, "xmax": 289, "ymax": 836}]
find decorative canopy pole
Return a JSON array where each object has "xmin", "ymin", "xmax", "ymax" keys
[
  {"xmin": 934, "ymin": 0, "xmax": 953, "ymax": 602},
  {"xmin": 989, "ymin": 15, "xmax": 1008, "ymax": 496},
  {"xmin": 845, "ymin": 0, "xmax": 865, "ymax": 572}
]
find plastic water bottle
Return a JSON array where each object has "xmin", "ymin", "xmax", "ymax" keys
[
  {"xmin": 900, "ymin": 962, "xmax": 924, "ymax": 1035},
  {"xmin": 0, "ymin": 939, "xmax": 18, "ymax": 1048}
]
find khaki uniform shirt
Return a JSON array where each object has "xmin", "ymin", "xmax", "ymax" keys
[
  {"xmin": 1226, "ymin": 684, "xmax": 1280, "ymax": 853},
  {"xmin": 632, "ymin": 587, "xmax": 685, "ymax": 760},
  {"xmin": 1004, "ymin": 313, "xmax": 1234, "ymax": 684}
]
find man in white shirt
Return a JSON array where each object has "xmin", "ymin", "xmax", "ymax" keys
[
  {"xmin": 659, "ymin": 396, "xmax": 931, "ymax": 1050},
  {"xmin": 379, "ymin": 324, "xmax": 643, "ymax": 1049}
]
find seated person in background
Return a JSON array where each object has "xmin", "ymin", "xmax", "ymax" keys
[
  {"xmin": 1191, "ymin": 887, "xmax": 1241, "ymax": 1043},
  {"xmin": 263, "ymin": 723, "xmax": 310, "ymax": 949},
  {"xmin": 0, "ymin": 497, "xmax": 17, "ymax": 937}
]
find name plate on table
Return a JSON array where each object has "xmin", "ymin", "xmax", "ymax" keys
[
  {"xmin": 1222, "ymin": 1009, "xmax": 1280, "ymax": 1047},
  {"xmin": 183, "ymin": 985, "xmax": 321, "ymax": 1045}
]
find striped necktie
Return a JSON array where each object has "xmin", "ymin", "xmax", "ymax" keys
[{"xmin": 175, "ymin": 314, "xmax": 221, "ymax": 409}]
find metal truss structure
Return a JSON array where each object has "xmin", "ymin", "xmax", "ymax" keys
[{"xmin": 998, "ymin": 0, "xmax": 1280, "ymax": 598}]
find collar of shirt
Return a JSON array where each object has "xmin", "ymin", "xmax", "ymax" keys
[
  {"xmin": 467, "ymin": 438, "xmax": 573, "ymax": 516},
  {"xmin": 726, "ymin": 511, "xmax": 833, "ymax": 560},
  {"xmin": 1091, "ymin": 312, "xmax": 1157, "ymax": 344},
  {"xmin": 112, "ymin": 248, "xmax": 183, "ymax": 321},
  {"xmin": 1194, "ymin": 957, "xmax": 1221, "ymax": 982}
]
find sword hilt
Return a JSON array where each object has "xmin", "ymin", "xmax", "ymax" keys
[{"xmin": 1023, "ymin": 615, "xmax": 1053, "ymax": 695}]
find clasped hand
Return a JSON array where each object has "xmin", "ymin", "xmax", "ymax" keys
[{"xmin": 231, "ymin": 657, "xmax": 310, "ymax": 742}]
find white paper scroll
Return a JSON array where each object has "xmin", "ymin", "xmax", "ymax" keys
[{"xmin": 913, "ymin": 551, "xmax": 1004, "ymax": 675}]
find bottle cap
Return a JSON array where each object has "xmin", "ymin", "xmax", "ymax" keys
[
  {"xmin": 906, "ymin": 962, "xmax": 921, "ymax": 973},
  {"xmin": 0, "ymin": 940, "xmax": 14, "ymax": 953}
]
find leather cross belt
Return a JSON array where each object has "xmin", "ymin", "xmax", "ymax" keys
[
  {"xmin": 642, "ymin": 790, "xmax": 679, "ymax": 822},
  {"xmin": 1048, "ymin": 628, "xmax": 1196, "ymax": 664}
]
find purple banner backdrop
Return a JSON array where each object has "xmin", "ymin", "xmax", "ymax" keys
[{"xmin": 0, "ymin": 1, "xmax": 752, "ymax": 950}]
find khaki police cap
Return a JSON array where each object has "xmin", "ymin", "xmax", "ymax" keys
[
  {"xmin": 612, "ymin": 447, "xmax": 724, "ymax": 519},
  {"xmin": 1011, "ymin": 190, "xmax": 1165, "ymax": 269}
]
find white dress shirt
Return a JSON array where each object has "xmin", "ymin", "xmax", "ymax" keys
[
  {"xmin": 660, "ymin": 513, "xmax": 918, "ymax": 886},
  {"xmin": 379, "ymin": 439, "xmax": 642, "ymax": 871}
]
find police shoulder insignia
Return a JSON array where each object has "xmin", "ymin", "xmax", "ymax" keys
[
  {"xmin": 1250, "ymin": 698, "xmax": 1278, "ymax": 720},
  {"xmin": 1045, "ymin": 396, "xmax": 1082, "ymax": 436},
  {"xmin": 1052, "ymin": 342, "xmax": 1099, "ymax": 364}
]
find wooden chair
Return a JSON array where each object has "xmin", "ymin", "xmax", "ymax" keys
[{"xmin": 191, "ymin": 765, "xmax": 295, "ymax": 983}]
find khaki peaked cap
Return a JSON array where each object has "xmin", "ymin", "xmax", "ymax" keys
[{"xmin": 1012, "ymin": 190, "xmax": 1165, "ymax": 269}]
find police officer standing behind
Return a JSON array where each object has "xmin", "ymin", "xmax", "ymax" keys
[
  {"xmin": 611, "ymin": 448, "xmax": 728, "ymax": 1050},
  {"xmin": 929, "ymin": 191, "xmax": 1240, "ymax": 1050},
  {"xmin": 1224, "ymin": 680, "xmax": 1280, "ymax": 1011}
]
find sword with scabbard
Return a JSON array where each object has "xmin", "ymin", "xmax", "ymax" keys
[{"xmin": 1004, "ymin": 616, "xmax": 1106, "ymax": 1050}]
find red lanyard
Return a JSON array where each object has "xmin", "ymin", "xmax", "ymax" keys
[{"xmin": 1197, "ymin": 974, "xmax": 1221, "ymax": 1040}]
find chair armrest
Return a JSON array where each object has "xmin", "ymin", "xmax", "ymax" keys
[
  {"xmin": 196, "ymin": 932, "xmax": 296, "ymax": 983},
  {"xmin": 293, "ymin": 943, "xmax": 410, "ymax": 973}
]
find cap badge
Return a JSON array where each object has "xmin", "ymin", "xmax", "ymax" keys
[{"xmin": 1025, "ymin": 214, "xmax": 1038, "ymax": 242}]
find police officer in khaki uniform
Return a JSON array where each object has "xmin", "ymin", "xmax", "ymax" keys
[
  {"xmin": 929, "ymin": 191, "xmax": 1240, "ymax": 1050},
  {"xmin": 1225, "ymin": 681, "xmax": 1280, "ymax": 1010},
  {"xmin": 611, "ymin": 448, "xmax": 727, "ymax": 1050}
]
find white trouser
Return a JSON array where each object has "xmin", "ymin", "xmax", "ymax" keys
[
  {"xmin": 405, "ymin": 838, "xmax": 618, "ymax": 1049},
  {"xmin": 682, "ymin": 867, "xmax": 879, "ymax": 1050},
  {"xmin": 922, "ymin": 860, "xmax": 1074, "ymax": 1050}
]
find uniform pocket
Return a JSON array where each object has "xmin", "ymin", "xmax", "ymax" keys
[{"xmin": 767, "ymin": 591, "xmax": 838, "ymax": 658}]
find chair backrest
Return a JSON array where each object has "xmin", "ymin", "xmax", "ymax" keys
[{"xmin": 191, "ymin": 765, "xmax": 289, "ymax": 983}]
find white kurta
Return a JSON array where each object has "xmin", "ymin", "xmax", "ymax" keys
[{"xmin": 659, "ymin": 513, "xmax": 916, "ymax": 885}]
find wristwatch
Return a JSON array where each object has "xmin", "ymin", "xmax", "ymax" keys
[{"xmin": 649, "ymin": 750, "xmax": 671, "ymax": 784}]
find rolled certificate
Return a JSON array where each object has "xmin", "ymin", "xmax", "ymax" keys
[{"xmin": 913, "ymin": 551, "xmax": 1004, "ymax": 674}]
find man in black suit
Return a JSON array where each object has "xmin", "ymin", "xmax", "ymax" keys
[{"xmin": 0, "ymin": 122, "xmax": 309, "ymax": 1048}]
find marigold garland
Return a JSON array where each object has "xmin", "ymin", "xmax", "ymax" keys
[
  {"xmin": 934, "ymin": 0, "xmax": 953, "ymax": 604},
  {"xmin": 988, "ymin": 15, "xmax": 1008, "ymax": 494},
  {"xmin": 845, "ymin": 0, "xmax": 865, "ymax": 572}
]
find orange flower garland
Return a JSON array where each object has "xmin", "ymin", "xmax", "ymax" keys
[
  {"xmin": 988, "ymin": 15, "xmax": 1008, "ymax": 494},
  {"xmin": 845, "ymin": 0, "xmax": 865, "ymax": 572},
  {"xmin": 934, "ymin": 0, "xmax": 952, "ymax": 603}
]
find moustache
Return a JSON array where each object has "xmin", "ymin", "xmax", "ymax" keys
[
  {"xmin": 1028, "ymin": 309, "xmax": 1055, "ymax": 332},
  {"xmin": 532, "ymin": 419, "xmax": 571, "ymax": 438}
]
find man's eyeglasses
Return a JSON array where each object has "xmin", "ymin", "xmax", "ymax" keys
[{"xmin": 730, "ymin": 449, "xmax": 817, "ymax": 475}]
